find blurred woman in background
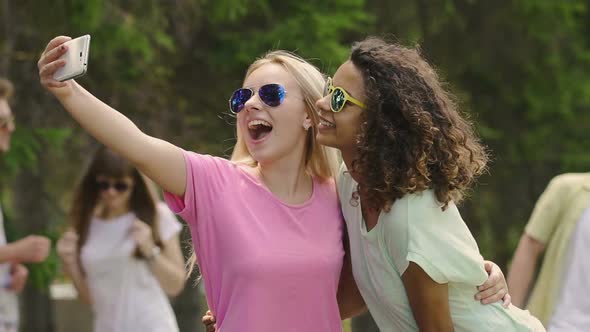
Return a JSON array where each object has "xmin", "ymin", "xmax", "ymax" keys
[{"xmin": 56, "ymin": 146, "xmax": 185, "ymax": 332}]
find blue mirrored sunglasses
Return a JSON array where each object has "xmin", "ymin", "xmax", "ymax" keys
[{"xmin": 229, "ymin": 83, "xmax": 287, "ymax": 114}]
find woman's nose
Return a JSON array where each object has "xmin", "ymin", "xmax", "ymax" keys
[{"xmin": 315, "ymin": 95, "xmax": 331, "ymax": 114}]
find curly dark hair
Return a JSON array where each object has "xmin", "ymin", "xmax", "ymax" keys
[{"xmin": 349, "ymin": 37, "xmax": 488, "ymax": 211}]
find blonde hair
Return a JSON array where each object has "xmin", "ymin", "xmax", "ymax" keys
[
  {"xmin": 231, "ymin": 50, "xmax": 338, "ymax": 178},
  {"xmin": 186, "ymin": 51, "xmax": 340, "ymax": 278}
]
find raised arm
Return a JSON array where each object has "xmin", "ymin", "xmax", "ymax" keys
[
  {"xmin": 402, "ymin": 262, "xmax": 454, "ymax": 332},
  {"xmin": 38, "ymin": 36, "xmax": 185, "ymax": 196}
]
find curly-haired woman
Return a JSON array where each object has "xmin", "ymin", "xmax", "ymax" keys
[{"xmin": 315, "ymin": 37, "xmax": 545, "ymax": 331}]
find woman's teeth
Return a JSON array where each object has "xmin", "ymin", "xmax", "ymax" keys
[
  {"xmin": 319, "ymin": 119, "xmax": 335, "ymax": 127},
  {"xmin": 248, "ymin": 119, "xmax": 272, "ymax": 129}
]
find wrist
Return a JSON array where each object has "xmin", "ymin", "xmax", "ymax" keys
[
  {"xmin": 64, "ymin": 263, "xmax": 82, "ymax": 279},
  {"xmin": 61, "ymin": 256, "xmax": 80, "ymax": 271},
  {"xmin": 59, "ymin": 80, "xmax": 78, "ymax": 98},
  {"xmin": 145, "ymin": 246, "xmax": 161, "ymax": 263},
  {"xmin": 140, "ymin": 240, "xmax": 157, "ymax": 257},
  {"xmin": 5, "ymin": 243, "xmax": 18, "ymax": 261}
]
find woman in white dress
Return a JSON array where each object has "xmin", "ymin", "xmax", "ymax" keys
[{"xmin": 56, "ymin": 147, "xmax": 186, "ymax": 332}]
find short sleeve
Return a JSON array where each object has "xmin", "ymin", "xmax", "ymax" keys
[
  {"xmin": 156, "ymin": 202, "xmax": 182, "ymax": 241},
  {"xmin": 163, "ymin": 150, "xmax": 236, "ymax": 228},
  {"xmin": 392, "ymin": 191, "xmax": 487, "ymax": 285},
  {"xmin": 524, "ymin": 175, "xmax": 570, "ymax": 244}
]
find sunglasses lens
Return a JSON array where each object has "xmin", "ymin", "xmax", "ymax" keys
[
  {"xmin": 258, "ymin": 84, "xmax": 285, "ymax": 107},
  {"xmin": 230, "ymin": 89, "xmax": 253, "ymax": 114},
  {"xmin": 331, "ymin": 88, "xmax": 346, "ymax": 112},
  {"xmin": 97, "ymin": 180, "xmax": 130, "ymax": 192},
  {"xmin": 114, "ymin": 182, "xmax": 129, "ymax": 192},
  {"xmin": 97, "ymin": 181, "xmax": 110, "ymax": 191}
]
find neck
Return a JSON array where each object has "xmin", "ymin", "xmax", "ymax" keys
[
  {"xmin": 341, "ymin": 147, "xmax": 362, "ymax": 183},
  {"xmin": 257, "ymin": 151, "xmax": 312, "ymax": 204}
]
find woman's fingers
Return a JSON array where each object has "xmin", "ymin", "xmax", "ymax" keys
[
  {"xmin": 38, "ymin": 43, "xmax": 68, "ymax": 70},
  {"xmin": 39, "ymin": 61, "xmax": 68, "ymax": 88},
  {"xmin": 39, "ymin": 59, "xmax": 65, "ymax": 77},
  {"xmin": 42, "ymin": 36, "xmax": 71, "ymax": 56}
]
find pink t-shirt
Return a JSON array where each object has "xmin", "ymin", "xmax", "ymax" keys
[{"xmin": 164, "ymin": 151, "xmax": 344, "ymax": 332}]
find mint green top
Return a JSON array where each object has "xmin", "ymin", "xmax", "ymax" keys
[{"xmin": 337, "ymin": 163, "xmax": 544, "ymax": 331}]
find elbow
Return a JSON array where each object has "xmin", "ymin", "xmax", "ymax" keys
[
  {"xmin": 77, "ymin": 291, "xmax": 93, "ymax": 305},
  {"xmin": 80, "ymin": 295, "xmax": 93, "ymax": 306},
  {"xmin": 165, "ymin": 288, "xmax": 182, "ymax": 298},
  {"xmin": 337, "ymin": 292, "xmax": 368, "ymax": 319},
  {"xmin": 339, "ymin": 304, "xmax": 367, "ymax": 320},
  {"xmin": 166, "ymin": 285, "xmax": 184, "ymax": 297},
  {"xmin": 164, "ymin": 274, "xmax": 186, "ymax": 297}
]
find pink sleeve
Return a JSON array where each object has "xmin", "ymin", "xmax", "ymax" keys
[{"xmin": 163, "ymin": 150, "xmax": 234, "ymax": 230}]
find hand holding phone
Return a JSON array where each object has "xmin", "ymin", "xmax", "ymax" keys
[{"xmin": 52, "ymin": 34, "xmax": 91, "ymax": 82}]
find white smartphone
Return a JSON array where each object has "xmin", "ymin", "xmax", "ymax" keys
[{"xmin": 53, "ymin": 34, "xmax": 91, "ymax": 82}]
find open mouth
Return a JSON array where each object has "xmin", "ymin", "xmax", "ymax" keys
[{"xmin": 248, "ymin": 119, "xmax": 273, "ymax": 141}]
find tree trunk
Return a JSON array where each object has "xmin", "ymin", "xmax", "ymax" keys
[
  {"xmin": 1, "ymin": 0, "xmax": 14, "ymax": 73},
  {"xmin": 14, "ymin": 168, "xmax": 55, "ymax": 332}
]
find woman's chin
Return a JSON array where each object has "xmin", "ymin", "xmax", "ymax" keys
[{"xmin": 315, "ymin": 132, "xmax": 337, "ymax": 149}]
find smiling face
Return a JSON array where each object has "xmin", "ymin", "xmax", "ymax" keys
[
  {"xmin": 315, "ymin": 61, "xmax": 366, "ymax": 153},
  {"xmin": 236, "ymin": 63, "xmax": 311, "ymax": 165},
  {"xmin": 0, "ymin": 99, "xmax": 15, "ymax": 153}
]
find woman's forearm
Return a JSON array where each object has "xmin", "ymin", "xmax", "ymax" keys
[
  {"xmin": 337, "ymin": 249, "xmax": 367, "ymax": 319},
  {"xmin": 57, "ymin": 82, "xmax": 151, "ymax": 166},
  {"xmin": 56, "ymin": 81, "xmax": 186, "ymax": 195},
  {"xmin": 0, "ymin": 243, "xmax": 17, "ymax": 263},
  {"xmin": 402, "ymin": 262, "xmax": 454, "ymax": 332},
  {"xmin": 64, "ymin": 263, "xmax": 93, "ymax": 305},
  {"xmin": 147, "ymin": 253, "xmax": 186, "ymax": 297}
]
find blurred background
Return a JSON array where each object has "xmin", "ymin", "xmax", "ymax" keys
[{"xmin": 1, "ymin": 0, "xmax": 589, "ymax": 331}]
